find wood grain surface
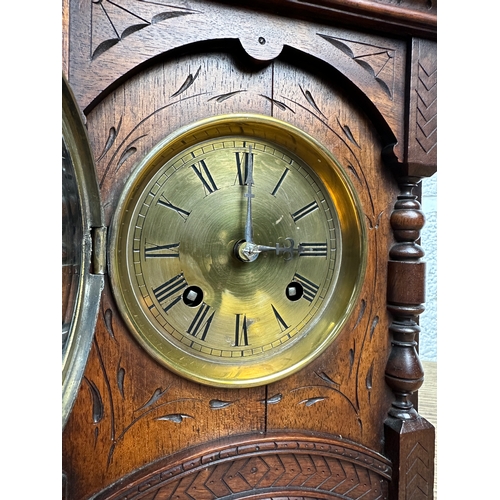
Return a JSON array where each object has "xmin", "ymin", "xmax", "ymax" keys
[
  {"xmin": 62, "ymin": 2, "xmax": 437, "ymax": 499},
  {"xmin": 63, "ymin": 46, "xmax": 400, "ymax": 499},
  {"xmin": 419, "ymin": 361, "xmax": 437, "ymax": 498}
]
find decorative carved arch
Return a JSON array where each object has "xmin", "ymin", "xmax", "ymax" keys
[
  {"xmin": 93, "ymin": 431, "xmax": 392, "ymax": 499},
  {"xmin": 66, "ymin": 0, "xmax": 406, "ymax": 162}
]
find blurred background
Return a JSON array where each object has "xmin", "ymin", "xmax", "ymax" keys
[{"xmin": 420, "ymin": 174, "xmax": 437, "ymax": 362}]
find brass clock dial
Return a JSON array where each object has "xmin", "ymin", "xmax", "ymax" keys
[{"xmin": 110, "ymin": 115, "xmax": 366, "ymax": 387}]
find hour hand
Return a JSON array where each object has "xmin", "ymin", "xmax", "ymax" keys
[
  {"xmin": 240, "ymin": 238, "xmax": 303, "ymax": 262},
  {"xmin": 244, "ymin": 146, "xmax": 254, "ymax": 244},
  {"xmin": 257, "ymin": 238, "xmax": 303, "ymax": 261}
]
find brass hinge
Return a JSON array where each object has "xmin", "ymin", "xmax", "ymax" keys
[{"xmin": 92, "ymin": 226, "xmax": 107, "ymax": 275}]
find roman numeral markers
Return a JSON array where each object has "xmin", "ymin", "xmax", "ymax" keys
[
  {"xmin": 191, "ymin": 159, "xmax": 218, "ymax": 194},
  {"xmin": 271, "ymin": 168, "xmax": 289, "ymax": 196},
  {"xmin": 187, "ymin": 304, "xmax": 215, "ymax": 341},
  {"xmin": 144, "ymin": 242, "xmax": 180, "ymax": 258},
  {"xmin": 157, "ymin": 197, "xmax": 190, "ymax": 221},
  {"xmin": 299, "ymin": 242, "xmax": 328, "ymax": 257},
  {"xmin": 235, "ymin": 150, "xmax": 253, "ymax": 186},
  {"xmin": 271, "ymin": 304, "xmax": 289, "ymax": 332},
  {"xmin": 234, "ymin": 314, "xmax": 249, "ymax": 347},
  {"xmin": 151, "ymin": 273, "xmax": 187, "ymax": 312},
  {"xmin": 294, "ymin": 273, "xmax": 320, "ymax": 302},
  {"xmin": 291, "ymin": 200, "xmax": 319, "ymax": 222}
]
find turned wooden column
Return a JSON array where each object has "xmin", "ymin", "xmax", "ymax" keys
[
  {"xmin": 384, "ymin": 180, "xmax": 435, "ymax": 499},
  {"xmin": 386, "ymin": 180, "xmax": 426, "ymax": 419}
]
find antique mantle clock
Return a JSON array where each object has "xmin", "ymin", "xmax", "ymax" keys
[{"xmin": 62, "ymin": 1, "xmax": 437, "ymax": 499}]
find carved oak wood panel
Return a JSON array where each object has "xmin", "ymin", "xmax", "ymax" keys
[
  {"xmin": 63, "ymin": 2, "xmax": 437, "ymax": 499},
  {"xmin": 62, "ymin": 45, "xmax": 399, "ymax": 499}
]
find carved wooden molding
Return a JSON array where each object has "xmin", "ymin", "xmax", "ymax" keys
[
  {"xmin": 93, "ymin": 431, "xmax": 392, "ymax": 499},
  {"xmin": 406, "ymin": 38, "xmax": 437, "ymax": 177},
  {"xmin": 217, "ymin": 0, "xmax": 437, "ymax": 39}
]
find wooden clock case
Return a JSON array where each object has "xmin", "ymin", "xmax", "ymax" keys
[{"xmin": 62, "ymin": 1, "xmax": 437, "ymax": 499}]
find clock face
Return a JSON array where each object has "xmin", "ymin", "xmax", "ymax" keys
[{"xmin": 110, "ymin": 115, "xmax": 366, "ymax": 387}]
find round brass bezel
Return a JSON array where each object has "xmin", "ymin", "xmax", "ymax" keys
[{"xmin": 109, "ymin": 114, "xmax": 366, "ymax": 387}]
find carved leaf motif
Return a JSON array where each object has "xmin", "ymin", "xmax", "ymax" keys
[
  {"xmin": 347, "ymin": 162, "xmax": 361, "ymax": 183},
  {"xmin": 136, "ymin": 388, "xmax": 168, "ymax": 412},
  {"xmin": 365, "ymin": 211, "xmax": 384, "ymax": 230},
  {"xmin": 299, "ymin": 85, "xmax": 327, "ymax": 120},
  {"xmin": 366, "ymin": 361, "xmax": 374, "ymax": 390},
  {"xmin": 156, "ymin": 414, "xmax": 193, "ymax": 423},
  {"xmin": 85, "ymin": 378, "xmax": 104, "ymax": 424},
  {"xmin": 260, "ymin": 94, "xmax": 295, "ymax": 113},
  {"xmin": 91, "ymin": 4, "xmax": 120, "ymax": 60},
  {"xmin": 323, "ymin": 35, "xmax": 355, "ymax": 58},
  {"xmin": 116, "ymin": 147, "xmax": 137, "ymax": 170},
  {"xmin": 209, "ymin": 399, "xmax": 234, "ymax": 409},
  {"xmin": 104, "ymin": 308, "xmax": 114, "ymax": 339},
  {"xmin": 370, "ymin": 316, "xmax": 379, "ymax": 339},
  {"xmin": 151, "ymin": 11, "xmax": 188, "ymax": 24},
  {"xmin": 171, "ymin": 66, "xmax": 201, "ymax": 98},
  {"xmin": 337, "ymin": 119, "xmax": 361, "ymax": 149},
  {"xmin": 299, "ymin": 397, "xmax": 326, "ymax": 407},
  {"xmin": 117, "ymin": 365, "xmax": 125, "ymax": 398},
  {"xmin": 208, "ymin": 90, "xmax": 247, "ymax": 103},
  {"xmin": 353, "ymin": 299, "xmax": 366, "ymax": 330},
  {"xmin": 97, "ymin": 125, "xmax": 118, "ymax": 162},
  {"xmin": 316, "ymin": 372, "xmax": 340, "ymax": 388},
  {"xmin": 264, "ymin": 393, "xmax": 283, "ymax": 404},
  {"xmin": 114, "ymin": 134, "xmax": 147, "ymax": 174},
  {"xmin": 319, "ymin": 34, "xmax": 396, "ymax": 99},
  {"xmin": 91, "ymin": 0, "xmax": 196, "ymax": 60}
]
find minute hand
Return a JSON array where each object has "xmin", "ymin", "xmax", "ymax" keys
[{"xmin": 244, "ymin": 146, "xmax": 254, "ymax": 244}]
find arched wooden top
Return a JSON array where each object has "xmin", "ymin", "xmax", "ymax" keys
[
  {"xmin": 64, "ymin": 1, "xmax": 436, "ymax": 176},
  {"xmin": 64, "ymin": 1, "xmax": 405, "ymax": 160}
]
